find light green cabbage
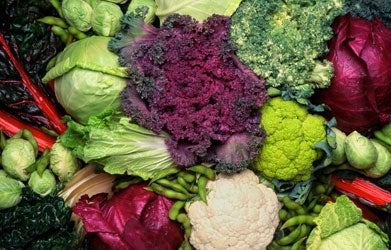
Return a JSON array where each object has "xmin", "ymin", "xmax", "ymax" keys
[
  {"xmin": 306, "ymin": 195, "xmax": 389, "ymax": 250},
  {"xmin": 42, "ymin": 36, "xmax": 129, "ymax": 124},
  {"xmin": 0, "ymin": 176, "xmax": 24, "ymax": 209},
  {"xmin": 91, "ymin": 1, "xmax": 123, "ymax": 36},
  {"xmin": 155, "ymin": 0, "xmax": 243, "ymax": 23}
]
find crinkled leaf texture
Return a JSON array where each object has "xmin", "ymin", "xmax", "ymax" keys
[
  {"xmin": 110, "ymin": 14, "xmax": 267, "ymax": 173},
  {"xmin": 306, "ymin": 195, "xmax": 389, "ymax": 250},
  {"xmin": 73, "ymin": 183, "xmax": 184, "ymax": 250}
]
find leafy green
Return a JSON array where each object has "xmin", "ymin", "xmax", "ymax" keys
[
  {"xmin": 59, "ymin": 110, "xmax": 177, "ymax": 180},
  {"xmin": 155, "ymin": 0, "xmax": 243, "ymax": 23},
  {"xmin": 230, "ymin": 0, "xmax": 344, "ymax": 98},
  {"xmin": 306, "ymin": 195, "xmax": 389, "ymax": 250},
  {"xmin": 0, "ymin": 187, "xmax": 81, "ymax": 249}
]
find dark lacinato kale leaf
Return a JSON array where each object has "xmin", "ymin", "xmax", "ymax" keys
[
  {"xmin": 0, "ymin": 187, "xmax": 81, "ymax": 250},
  {"xmin": 0, "ymin": 0, "xmax": 65, "ymax": 129}
]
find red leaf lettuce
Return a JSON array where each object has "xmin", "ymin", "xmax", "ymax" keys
[{"xmin": 73, "ymin": 183, "xmax": 184, "ymax": 250}]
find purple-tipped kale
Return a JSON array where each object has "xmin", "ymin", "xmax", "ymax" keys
[{"xmin": 109, "ymin": 14, "xmax": 268, "ymax": 173}]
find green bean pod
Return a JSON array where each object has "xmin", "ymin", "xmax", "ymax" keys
[
  {"xmin": 277, "ymin": 224, "xmax": 304, "ymax": 245},
  {"xmin": 281, "ymin": 215, "xmax": 316, "ymax": 229},
  {"xmin": 177, "ymin": 176, "xmax": 198, "ymax": 193},
  {"xmin": 169, "ymin": 200, "xmax": 186, "ymax": 220},
  {"xmin": 179, "ymin": 171, "xmax": 196, "ymax": 183},
  {"xmin": 67, "ymin": 26, "xmax": 89, "ymax": 40},
  {"xmin": 177, "ymin": 213, "xmax": 191, "ymax": 238},
  {"xmin": 197, "ymin": 176, "xmax": 208, "ymax": 203},
  {"xmin": 187, "ymin": 165, "xmax": 216, "ymax": 180},
  {"xmin": 51, "ymin": 25, "xmax": 69, "ymax": 44},
  {"xmin": 150, "ymin": 166, "xmax": 182, "ymax": 183},
  {"xmin": 37, "ymin": 16, "xmax": 68, "ymax": 28},
  {"xmin": 156, "ymin": 178, "xmax": 190, "ymax": 195},
  {"xmin": 149, "ymin": 183, "xmax": 190, "ymax": 200}
]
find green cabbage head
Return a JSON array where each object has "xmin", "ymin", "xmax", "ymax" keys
[{"xmin": 42, "ymin": 36, "xmax": 129, "ymax": 124}]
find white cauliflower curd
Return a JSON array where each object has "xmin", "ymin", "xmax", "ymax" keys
[{"xmin": 187, "ymin": 169, "xmax": 280, "ymax": 250}]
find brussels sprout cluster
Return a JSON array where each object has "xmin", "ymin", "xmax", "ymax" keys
[
  {"xmin": 328, "ymin": 124, "xmax": 391, "ymax": 178},
  {"xmin": 0, "ymin": 129, "xmax": 81, "ymax": 209}
]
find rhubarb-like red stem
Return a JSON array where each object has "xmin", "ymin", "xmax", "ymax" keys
[
  {"xmin": 0, "ymin": 110, "xmax": 56, "ymax": 151},
  {"xmin": 331, "ymin": 173, "xmax": 391, "ymax": 206},
  {"xmin": 0, "ymin": 33, "xmax": 67, "ymax": 134}
]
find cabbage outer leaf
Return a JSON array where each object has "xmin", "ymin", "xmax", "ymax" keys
[{"xmin": 155, "ymin": 0, "xmax": 243, "ymax": 23}]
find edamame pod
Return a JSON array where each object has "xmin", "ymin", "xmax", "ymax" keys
[
  {"xmin": 277, "ymin": 224, "xmax": 303, "ymax": 246},
  {"xmin": 187, "ymin": 165, "xmax": 216, "ymax": 180},
  {"xmin": 197, "ymin": 176, "xmax": 208, "ymax": 203},
  {"xmin": 281, "ymin": 215, "xmax": 316, "ymax": 229},
  {"xmin": 168, "ymin": 200, "xmax": 186, "ymax": 220},
  {"xmin": 150, "ymin": 183, "xmax": 189, "ymax": 200}
]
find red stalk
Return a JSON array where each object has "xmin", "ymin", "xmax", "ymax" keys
[
  {"xmin": 331, "ymin": 173, "xmax": 391, "ymax": 206},
  {"xmin": 0, "ymin": 33, "xmax": 67, "ymax": 134},
  {"xmin": 0, "ymin": 110, "xmax": 56, "ymax": 151}
]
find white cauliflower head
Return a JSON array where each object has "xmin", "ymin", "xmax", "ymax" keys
[{"xmin": 187, "ymin": 169, "xmax": 280, "ymax": 250}]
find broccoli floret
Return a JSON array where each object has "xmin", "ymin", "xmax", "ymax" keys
[
  {"xmin": 230, "ymin": 0, "xmax": 344, "ymax": 99},
  {"xmin": 252, "ymin": 97, "xmax": 327, "ymax": 183},
  {"xmin": 344, "ymin": 0, "xmax": 391, "ymax": 27}
]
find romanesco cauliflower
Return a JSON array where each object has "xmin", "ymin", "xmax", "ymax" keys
[{"xmin": 253, "ymin": 97, "xmax": 327, "ymax": 182}]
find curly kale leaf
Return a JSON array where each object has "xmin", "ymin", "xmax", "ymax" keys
[
  {"xmin": 110, "ymin": 14, "xmax": 268, "ymax": 173},
  {"xmin": 0, "ymin": 188, "xmax": 81, "ymax": 250},
  {"xmin": 230, "ymin": 0, "xmax": 345, "ymax": 98}
]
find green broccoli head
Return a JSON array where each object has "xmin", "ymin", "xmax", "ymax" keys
[
  {"xmin": 252, "ymin": 97, "xmax": 327, "ymax": 183},
  {"xmin": 230, "ymin": 0, "xmax": 344, "ymax": 99}
]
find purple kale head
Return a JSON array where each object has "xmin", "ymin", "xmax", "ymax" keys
[{"xmin": 109, "ymin": 14, "xmax": 268, "ymax": 173}]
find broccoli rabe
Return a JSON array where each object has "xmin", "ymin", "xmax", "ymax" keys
[
  {"xmin": 344, "ymin": 0, "xmax": 391, "ymax": 27},
  {"xmin": 252, "ymin": 97, "xmax": 327, "ymax": 183},
  {"xmin": 230, "ymin": 0, "xmax": 344, "ymax": 98}
]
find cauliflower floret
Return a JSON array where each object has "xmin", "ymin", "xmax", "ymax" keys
[
  {"xmin": 253, "ymin": 97, "xmax": 327, "ymax": 182},
  {"xmin": 187, "ymin": 169, "xmax": 280, "ymax": 250}
]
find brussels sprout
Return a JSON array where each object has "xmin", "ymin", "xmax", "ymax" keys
[
  {"xmin": 0, "ymin": 176, "xmax": 24, "ymax": 209},
  {"xmin": 126, "ymin": 0, "xmax": 157, "ymax": 24},
  {"xmin": 28, "ymin": 170, "xmax": 57, "ymax": 197},
  {"xmin": 42, "ymin": 36, "xmax": 129, "ymax": 124},
  {"xmin": 62, "ymin": 0, "xmax": 93, "ymax": 32},
  {"xmin": 364, "ymin": 139, "xmax": 391, "ymax": 178},
  {"xmin": 50, "ymin": 141, "xmax": 81, "ymax": 183},
  {"xmin": 344, "ymin": 131, "xmax": 378, "ymax": 170},
  {"xmin": 0, "ymin": 170, "xmax": 8, "ymax": 177},
  {"xmin": 91, "ymin": 1, "xmax": 123, "ymax": 37},
  {"xmin": 1, "ymin": 138, "xmax": 36, "ymax": 181},
  {"xmin": 329, "ymin": 127, "xmax": 347, "ymax": 165}
]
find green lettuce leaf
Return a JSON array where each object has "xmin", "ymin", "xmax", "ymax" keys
[
  {"xmin": 155, "ymin": 0, "xmax": 243, "ymax": 23},
  {"xmin": 59, "ymin": 110, "xmax": 177, "ymax": 180}
]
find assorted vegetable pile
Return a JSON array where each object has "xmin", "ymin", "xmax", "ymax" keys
[{"xmin": 1, "ymin": 0, "xmax": 391, "ymax": 249}]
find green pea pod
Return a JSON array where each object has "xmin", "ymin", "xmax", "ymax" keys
[
  {"xmin": 37, "ymin": 16, "xmax": 69, "ymax": 28},
  {"xmin": 177, "ymin": 213, "xmax": 191, "ymax": 238},
  {"xmin": 177, "ymin": 176, "xmax": 198, "ymax": 194},
  {"xmin": 51, "ymin": 25, "xmax": 70, "ymax": 44},
  {"xmin": 68, "ymin": 26, "xmax": 89, "ymax": 40},
  {"xmin": 281, "ymin": 215, "xmax": 316, "ymax": 229},
  {"xmin": 169, "ymin": 200, "xmax": 186, "ymax": 220},
  {"xmin": 179, "ymin": 171, "xmax": 196, "ymax": 183},
  {"xmin": 150, "ymin": 166, "xmax": 182, "ymax": 183},
  {"xmin": 277, "ymin": 224, "xmax": 303, "ymax": 245},
  {"xmin": 187, "ymin": 165, "xmax": 216, "ymax": 180},
  {"xmin": 150, "ymin": 183, "xmax": 189, "ymax": 200},
  {"xmin": 197, "ymin": 176, "xmax": 208, "ymax": 203},
  {"xmin": 156, "ymin": 178, "xmax": 189, "ymax": 195}
]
